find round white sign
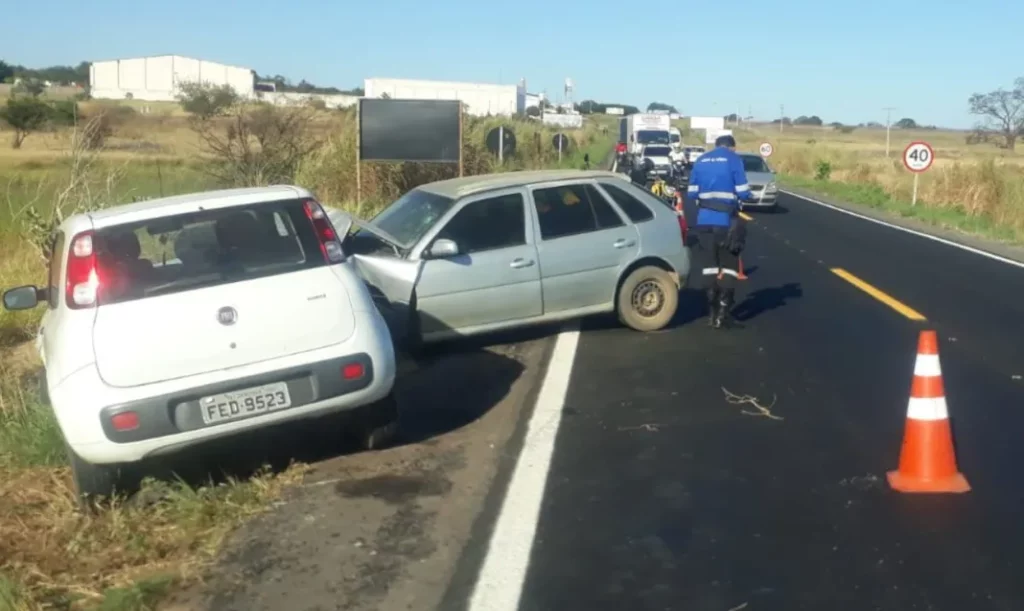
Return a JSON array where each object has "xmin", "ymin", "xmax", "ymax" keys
[
  {"xmin": 903, "ymin": 141, "xmax": 935, "ymax": 173},
  {"xmin": 759, "ymin": 142, "xmax": 774, "ymax": 157}
]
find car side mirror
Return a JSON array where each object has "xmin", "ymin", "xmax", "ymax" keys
[
  {"xmin": 3, "ymin": 285, "xmax": 42, "ymax": 311},
  {"xmin": 428, "ymin": 239, "xmax": 460, "ymax": 259}
]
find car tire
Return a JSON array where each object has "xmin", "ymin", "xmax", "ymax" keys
[
  {"xmin": 357, "ymin": 392, "xmax": 400, "ymax": 451},
  {"xmin": 617, "ymin": 266, "xmax": 679, "ymax": 332},
  {"xmin": 66, "ymin": 443, "xmax": 122, "ymax": 506}
]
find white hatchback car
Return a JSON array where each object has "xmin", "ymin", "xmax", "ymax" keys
[{"xmin": 2, "ymin": 186, "xmax": 399, "ymax": 501}]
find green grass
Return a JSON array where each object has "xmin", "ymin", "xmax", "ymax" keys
[
  {"xmin": 1, "ymin": 159, "xmax": 220, "ymax": 228},
  {"xmin": 780, "ymin": 173, "xmax": 1021, "ymax": 243}
]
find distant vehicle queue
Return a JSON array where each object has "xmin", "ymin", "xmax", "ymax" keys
[{"xmin": 614, "ymin": 113, "xmax": 703, "ymax": 190}]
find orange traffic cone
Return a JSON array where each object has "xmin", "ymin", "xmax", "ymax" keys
[
  {"xmin": 674, "ymin": 192, "xmax": 684, "ymax": 212},
  {"xmin": 887, "ymin": 330, "xmax": 970, "ymax": 494},
  {"xmin": 736, "ymin": 257, "xmax": 748, "ymax": 280}
]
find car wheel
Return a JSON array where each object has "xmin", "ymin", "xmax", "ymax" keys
[
  {"xmin": 357, "ymin": 392, "xmax": 400, "ymax": 451},
  {"xmin": 66, "ymin": 443, "xmax": 122, "ymax": 506},
  {"xmin": 617, "ymin": 266, "xmax": 679, "ymax": 332}
]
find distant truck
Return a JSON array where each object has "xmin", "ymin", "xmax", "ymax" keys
[{"xmin": 619, "ymin": 114, "xmax": 672, "ymax": 157}]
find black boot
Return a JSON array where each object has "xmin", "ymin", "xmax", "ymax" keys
[
  {"xmin": 714, "ymin": 288, "xmax": 741, "ymax": 329},
  {"xmin": 706, "ymin": 287, "xmax": 720, "ymax": 327}
]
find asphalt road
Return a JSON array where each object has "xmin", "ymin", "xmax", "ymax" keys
[{"xmin": 455, "ymin": 192, "xmax": 1024, "ymax": 611}]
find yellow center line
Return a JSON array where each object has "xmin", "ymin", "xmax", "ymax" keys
[
  {"xmin": 739, "ymin": 212, "xmax": 754, "ymax": 221},
  {"xmin": 830, "ymin": 268, "xmax": 927, "ymax": 321}
]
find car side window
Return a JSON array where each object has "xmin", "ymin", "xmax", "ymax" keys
[
  {"xmin": 47, "ymin": 232, "xmax": 65, "ymax": 309},
  {"xmin": 589, "ymin": 185, "xmax": 625, "ymax": 229},
  {"xmin": 533, "ymin": 183, "xmax": 623, "ymax": 240},
  {"xmin": 599, "ymin": 182, "xmax": 655, "ymax": 223},
  {"xmin": 434, "ymin": 193, "xmax": 526, "ymax": 254}
]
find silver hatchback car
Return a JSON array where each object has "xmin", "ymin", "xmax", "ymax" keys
[{"xmin": 329, "ymin": 170, "xmax": 692, "ymax": 346}]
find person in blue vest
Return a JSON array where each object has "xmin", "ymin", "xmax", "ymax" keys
[{"xmin": 686, "ymin": 134, "xmax": 757, "ymax": 329}]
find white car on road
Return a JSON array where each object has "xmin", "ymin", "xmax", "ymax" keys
[{"xmin": 2, "ymin": 186, "xmax": 399, "ymax": 501}]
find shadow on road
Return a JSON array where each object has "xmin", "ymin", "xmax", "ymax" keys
[
  {"xmin": 733, "ymin": 282, "xmax": 803, "ymax": 322},
  {"xmin": 134, "ymin": 344, "xmax": 527, "ymax": 494}
]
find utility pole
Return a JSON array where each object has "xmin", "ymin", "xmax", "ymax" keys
[
  {"xmin": 883, "ymin": 107, "xmax": 896, "ymax": 157},
  {"xmin": 779, "ymin": 104, "xmax": 785, "ymax": 133}
]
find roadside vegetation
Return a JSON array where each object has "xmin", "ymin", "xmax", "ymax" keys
[
  {"xmin": 0, "ymin": 79, "xmax": 615, "ymax": 609},
  {"xmin": 722, "ymin": 78, "xmax": 1024, "ymax": 245}
]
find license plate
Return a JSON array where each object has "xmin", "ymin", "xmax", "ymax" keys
[{"xmin": 200, "ymin": 382, "xmax": 292, "ymax": 425}]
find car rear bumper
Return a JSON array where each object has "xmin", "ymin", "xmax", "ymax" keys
[
  {"xmin": 743, "ymin": 193, "xmax": 778, "ymax": 207},
  {"xmin": 53, "ymin": 309, "xmax": 397, "ymax": 464}
]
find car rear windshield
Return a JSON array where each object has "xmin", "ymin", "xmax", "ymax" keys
[
  {"xmin": 741, "ymin": 155, "xmax": 771, "ymax": 173},
  {"xmin": 369, "ymin": 188, "xmax": 456, "ymax": 247},
  {"xmin": 93, "ymin": 198, "xmax": 325, "ymax": 306},
  {"xmin": 644, "ymin": 146, "xmax": 672, "ymax": 157}
]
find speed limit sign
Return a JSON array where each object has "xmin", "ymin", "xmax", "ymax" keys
[
  {"xmin": 759, "ymin": 142, "xmax": 774, "ymax": 157},
  {"xmin": 903, "ymin": 141, "xmax": 934, "ymax": 173}
]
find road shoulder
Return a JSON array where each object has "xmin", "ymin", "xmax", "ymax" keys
[{"xmin": 782, "ymin": 184, "xmax": 1024, "ymax": 265}]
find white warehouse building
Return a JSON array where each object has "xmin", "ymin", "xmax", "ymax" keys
[
  {"xmin": 89, "ymin": 55, "xmax": 254, "ymax": 102},
  {"xmin": 364, "ymin": 77, "xmax": 521, "ymax": 117}
]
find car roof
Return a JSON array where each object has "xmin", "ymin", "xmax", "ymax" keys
[
  {"xmin": 80, "ymin": 185, "xmax": 313, "ymax": 228},
  {"xmin": 417, "ymin": 170, "xmax": 625, "ymax": 199}
]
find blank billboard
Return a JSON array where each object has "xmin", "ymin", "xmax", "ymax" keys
[{"xmin": 359, "ymin": 99, "xmax": 461, "ymax": 163}]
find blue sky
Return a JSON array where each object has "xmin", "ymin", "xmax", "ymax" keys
[{"xmin": 5, "ymin": 0, "xmax": 1023, "ymax": 128}]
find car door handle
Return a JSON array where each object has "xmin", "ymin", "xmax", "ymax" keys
[
  {"xmin": 613, "ymin": 239, "xmax": 636, "ymax": 249},
  {"xmin": 509, "ymin": 258, "xmax": 535, "ymax": 269}
]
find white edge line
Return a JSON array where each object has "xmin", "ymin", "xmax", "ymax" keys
[
  {"xmin": 782, "ymin": 189, "xmax": 1024, "ymax": 270},
  {"xmin": 467, "ymin": 323, "xmax": 581, "ymax": 611}
]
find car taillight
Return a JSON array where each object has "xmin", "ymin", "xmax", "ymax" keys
[
  {"xmin": 66, "ymin": 230, "xmax": 101, "ymax": 309},
  {"xmin": 676, "ymin": 211, "xmax": 688, "ymax": 245},
  {"xmin": 303, "ymin": 199, "xmax": 345, "ymax": 263}
]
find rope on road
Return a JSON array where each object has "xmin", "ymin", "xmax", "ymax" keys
[{"xmin": 721, "ymin": 387, "xmax": 783, "ymax": 421}]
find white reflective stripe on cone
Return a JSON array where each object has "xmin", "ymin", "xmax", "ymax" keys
[
  {"xmin": 914, "ymin": 354, "xmax": 942, "ymax": 377},
  {"xmin": 718, "ymin": 268, "xmax": 739, "ymax": 277},
  {"xmin": 906, "ymin": 396, "xmax": 950, "ymax": 421}
]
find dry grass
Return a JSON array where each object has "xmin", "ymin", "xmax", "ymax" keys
[
  {"xmin": 731, "ymin": 123, "xmax": 1024, "ymax": 243},
  {"xmin": 0, "ymin": 333, "xmax": 308, "ymax": 610},
  {"xmin": 0, "ymin": 99, "xmax": 615, "ymax": 609}
]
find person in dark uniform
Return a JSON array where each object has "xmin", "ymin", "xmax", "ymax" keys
[
  {"xmin": 685, "ymin": 134, "xmax": 756, "ymax": 329},
  {"xmin": 629, "ymin": 158, "xmax": 654, "ymax": 187}
]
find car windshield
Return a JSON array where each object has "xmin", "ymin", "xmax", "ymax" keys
[
  {"xmin": 637, "ymin": 130, "xmax": 670, "ymax": 144},
  {"xmin": 670, "ymin": 133, "xmax": 681, "ymax": 143},
  {"xmin": 368, "ymin": 188, "xmax": 457, "ymax": 247},
  {"xmin": 644, "ymin": 146, "xmax": 672, "ymax": 157},
  {"xmin": 93, "ymin": 199, "xmax": 324, "ymax": 305},
  {"xmin": 741, "ymin": 155, "xmax": 772, "ymax": 173}
]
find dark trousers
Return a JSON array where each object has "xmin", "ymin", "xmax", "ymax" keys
[{"xmin": 695, "ymin": 226, "xmax": 740, "ymax": 292}]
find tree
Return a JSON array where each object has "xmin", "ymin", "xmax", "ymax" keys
[
  {"xmin": 647, "ymin": 102, "xmax": 678, "ymax": 113},
  {"xmin": 894, "ymin": 117, "xmax": 918, "ymax": 129},
  {"xmin": 188, "ymin": 102, "xmax": 321, "ymax": 186},
  {"xmin": 0, "ymin": 96, "xmax": 53, "ymax": 148},
  {"xmin": 0, "ymin": 60, "xmax": 13, "ymax": 83},
  {"xmin": 968, "ymin": 78, "xmax": 1024, "ymax": 150},
  {"xmin": 176, "ymin": 82, "xmax": 240, "ymax": 119},
  {"xmin": 724, "ymin": 113, "xmax": 738, "ymax": 122},
  {"xmin": 793, "ymin": 115, "xmax": 823, "ymax": 126},
  {"xmin": 13, "ymin": 79, "xmax": 46, "ymax": 97},
  {"xmin": 526, "ymin": 106, "xmax": 541, "ymax": 117}
]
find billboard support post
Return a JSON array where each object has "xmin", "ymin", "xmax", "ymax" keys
[
  {"xmin": 458, "ymin": 103, "xmax": 464, "ymax": 177},
  {"xmin": 355, "ymin": 99, "xmax": 362, "ymax": 209}
]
